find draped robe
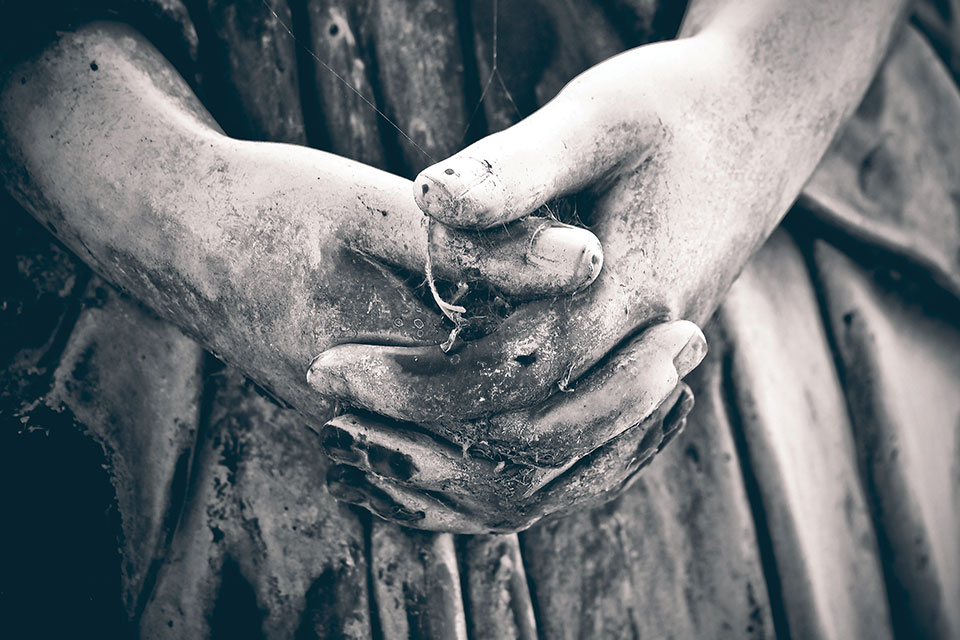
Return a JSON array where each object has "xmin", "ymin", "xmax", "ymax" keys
[{"xmin": 2, "ymin": 1, "xmax": 959, "ymax": 638}]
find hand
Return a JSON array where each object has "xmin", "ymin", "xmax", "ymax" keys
[
  {"xmin": 305, "ymin": 0, "xmax": 910, "ymax": 530},
  {"xmin": 307, "ymin": 34, "xmax": 796, "ymax": 432},
  {"xmin": 309, "ymin": 0, "xmax": 908, "ymax": 422},
  {"xmin": 310, "ymin": 0, "xmax": 909, "ymax": 527},
  {"xmin": 320, "ymin": 321, "xmax": 703, "ymax": 533},
  {"xmin": 0, "ymin": 21, "xmax": 604, "ymax": 417}
]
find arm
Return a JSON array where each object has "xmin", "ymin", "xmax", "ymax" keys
[
  {"xmin": 311, "ymin": 0, "xmax": 908, "ymax": 420},
  {"xmin": 308, "ymin": 0, "xmax": 909, "ymax": 531},
  {"xmin": 0, "ymin": 21, "xmax": 603, "ymax": 419}
]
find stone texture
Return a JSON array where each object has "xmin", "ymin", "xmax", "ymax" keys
[
  {"xmin": 802, "ymin": 25, "xmax": 960, "ymax": 298},
  {"xmin": 370, "ymin": 524, "xmax": 467, "ymax": 640},
  {"xmin": 140, "ymin": 367, "xmax": 371, "ymax": 639},
  {"xmin": 3, "ymin": 3, "xmax": 960, "ymax": 639},
  {"xmin": 814, "ymin": 240, "xmax": 960, "ymax": 640},
  {"xmin": 719, "ymin": 230, "xmax": 892, "ymax": 639},
  {"xmin": 460, "ymin": 534, "xmax": 538, "ymax": 640},
  {"xmin": 46, "ymin": 283, "xmax": 205, "ymax": 617},
  {"xmin": 304, "ymin": 0, "xmax": 387, "ymax": 166},
  {"xmin": 198, "ymin": 0, "xmax": 307, "ymax": 143},
  {"xmin": 369, "ymin": 0, "xmax": 468, "ymax": 175},
  {"xmin": 471, "ymin": 0, "xmax": 624, "ymax": 133},
  {"xmin": 520, "ymin": 344, "xmax": 774, "ymax": 639}
]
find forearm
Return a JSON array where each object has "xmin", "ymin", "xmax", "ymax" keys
[
  {"xmin": 681, "ymin": 0, "xmax": 908, "ymax": 98},
  {"xmin": 1, "ymin": 20, "xmax": 602, "ymax": 420},
  {"xmin": 648, "ymin": 0, "xmax": 911, "ymax": 322},
  {"xmin": 0, "ymin": 22, "xmax": 430, "ymax": 416},
  {"xmin": 679, "ymin": 0, "xmax": 908, "ymax": 223}
]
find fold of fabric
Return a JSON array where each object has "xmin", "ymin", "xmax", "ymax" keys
[{"xmin": 2, "ymin": 2, "xmax": 958, "ymax": 638}]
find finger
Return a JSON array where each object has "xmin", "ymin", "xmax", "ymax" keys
[
  {"xmin": 328, "ymin": 249, "xmax": 450, "ymax": 346},
  {"xmin": 478, "ymin": 321, "xmax": 706, "ymax": 468},
  {"xmin": 307, "ymin": 301, "xmax": 572, "ymax": 422},
  {"xmin": 326, "ymin": 464, "xmax": 492, "ymax": 533},
  {"xmin": 320, "ymin": 413, "xmax": 487, "ymax": 493},
  {"xmin": 427, "ymin": 217, "xmax": 603, "ymax": 298},
  {"xmin": 533, "ymin": 383, "xmax": 694, "ymax": 519},
  {"xmin": 344, "ymin": 174, "xmax": 602, "ymax": 297},
  {"xmin": 412, "ymin": 58, "xmax": 660, "ymax": 229},
  {"xmin": 323, "ymin": 386, "xmax": 694, "ymax": 535},
  {"xmin": 308, "ymin": 316, "xmax": 705, "ymax": 434},
  {"xmin": 320, "ymin": 413, "xmax": 546, "ymax": 503}
]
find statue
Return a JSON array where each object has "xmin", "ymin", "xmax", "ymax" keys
[{"xmin": 1, "ymin": 1, "xmax": 958, "ymax": 637}]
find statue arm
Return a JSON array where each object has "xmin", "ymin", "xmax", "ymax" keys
[
  {"xmin": 308, "ymin": 0, "xmax": 912, "ymax": 421},
  {"xmin": 307, "ymin": 0, "xmax": 915, "ymax": 532},
  {"xmin": 0, "ymin": 21, "xmax": 602, "ymax": 418}
]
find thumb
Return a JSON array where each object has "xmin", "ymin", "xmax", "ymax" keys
[{"xmin": 413, "ymin": 59, "xmax": 655, "ymax": 229}]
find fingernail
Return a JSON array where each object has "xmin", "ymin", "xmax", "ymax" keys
[
  {"xmin": 392, "ymin": 506, "xmax": 426, "ymax": 522},
  {"xmin": 657, "ymin": 418, "xmax": 686, "ymax": 452},
  {"xmin": 365, "ymin": 484, "xmax": 426, "ymax": 522},
  {"xmin": 327, "ymin": 479, "xmax": 368, "ymax": 505},
  {"xmin": 307, "ymin": 351, "xmax": 349, "ymax": 397},
  {"xmin": 327, "ymin": 465, "xmax": 375, "ymax": 504},
  {"xmin": 414, "ymin": 174, "xmax": 454, "ymax": 217},
  {"xmin": 321, "ymin": 425, "xmax": 364, "ymax": 464},
  {"xmin": 321, "ymin": 424, "xmax": 354, "ymax": 450},
  {"xmin": 373, "ymin": 502, "xmax": 426, "ymax": 523},
  {"xmin": 673, "ymin": 329, "xmax": 707, "ymax": 378},
  {"xmin": 664, "ymin": 385, "xmax": 695, "ymax": 427},
  {"xmin": 327, "ymin": 464, "xmax": 366, "ymax": 487},
  {"xmin": 527, "ymin": 225, "xmax": 603, "ymax": 287},
  {"xmin": 421, "ymin": 157, "xmax": 493, "ymax": 192},
  {"xmin": 415, "ymin": 157, "xmax": 500, "ymax": 227},
  {"xmin": 366, "ymin": 443, "xmax": 419, "ymax": 481}
]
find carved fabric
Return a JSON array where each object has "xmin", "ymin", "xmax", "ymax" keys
[{"xmin": 1, "ymin": 1, "xmax": 958, "ymax": 638}]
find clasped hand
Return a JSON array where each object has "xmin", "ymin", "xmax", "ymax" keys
[
  {"xmin": 304, "ymin": 36, "xmax": 788, "ymax": 533},
  {"xmin": 4, "ymin": 24, "xmax": 808, "ymax": 534}
]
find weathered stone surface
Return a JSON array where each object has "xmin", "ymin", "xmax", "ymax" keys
[
  {"xmin": 140, "ymin": 367, "xmax": 371, "ymax": 639},
  {"xmin": 460, "ymin": 534, "xmax": 537, "ymax": 639},
  {"xmin": 126, "ymin": 0, "xmax": 201, "ymax": 86},
  {"xmin": 470, "ymin": 0, "xmax": 624, "ymax": 133},
  {"xmin": 520, "ymin": 345, "xmax": 773, "ymax": 640},
  {"xmin": 198, "ymin": 0, "xmax": 307, "ymax": 143},
  {"xmin": 594, "ymin": 0, "xmax": 684, "ymax": 48},
  {"xmin": 0, "ymin": 201, "xmax": 120, "ymax": 636},
  {"xmin": 367, "ymin": 0, "xmax": 468, "ymax": 175},
  {"xmin": 0, "ymin": 197, "xmax": 86, "ymax": 411},
  {"xmin": 4, "ymin": 5, "xmax": 959, "ymax": 640},
  {"xmin": 0, "ymin": 23, "xmax": 463, "ymax": 423},
  {"xmin": 45, "ymin": 283, "xmax": 205, "ymax": 618},
  {"xmin": 370, "ymin": 524, "xmax": 467, "ymax": 640},
  {"xmin": 912, "ymin": 0, "xmax": 960, "ymax": 83},
  {"xmin": 304, "ymin": 0, "xmax": 386, "ymax": 166},
  {"xmin": 802, "ymin": 25, "xmax": 960, "ymax": 298},
  {"xmin": 814, "ymin": 240, "xmax": 960, "ymax": 640},
  {"xmin": 719, "ymin": 230, "xmax": 892, "ymax": 639}
]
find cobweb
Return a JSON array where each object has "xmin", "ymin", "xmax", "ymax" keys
[{"xmin": 260, "ymin": 0, "xmax": 517, "ymax": 162}]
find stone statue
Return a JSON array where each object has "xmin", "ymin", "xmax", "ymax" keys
[{"xmin": 1, "ymin": 0, "xmax": 958, "ymax": 637}]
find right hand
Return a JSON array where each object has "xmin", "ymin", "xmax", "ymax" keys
[{"xmin": 319, "ymin": 320, "xmax": 705, "ymax": 533}]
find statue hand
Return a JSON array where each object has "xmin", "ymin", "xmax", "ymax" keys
[
  {"xmin": 320, "ymin": 320, "xmax": 704, "ymax": 533},
  {"xmin": 308, "ymin": 36, "xmax": 773, "ymax": 425},
  {"xmin": 0, "ymin": 22, "xmax": 604, "ymax": 416},
  {"xmin": 308, "ymin": 3, "xmax": 903, "ymax": 524}
]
